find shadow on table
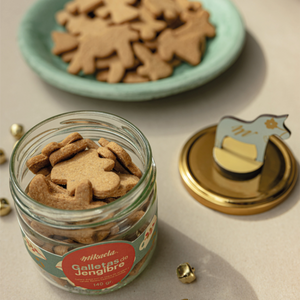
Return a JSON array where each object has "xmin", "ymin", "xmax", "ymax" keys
[
  {"xmin": 41, "ymin": 31, "xmax": 266, "ymax": 137},
  {"xmin": 50, "ymin": 221, "xmax": 258, "ymax": 300}
]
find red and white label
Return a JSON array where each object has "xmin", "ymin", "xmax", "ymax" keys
[{"xmin": 62, "ymin": 243, "xmax": 135, "ymax": 290}]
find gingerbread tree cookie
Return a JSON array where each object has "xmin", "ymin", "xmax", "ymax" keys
[{"xmin": 51, "ymin": 149, "xmax": 120, "ymax": 199}]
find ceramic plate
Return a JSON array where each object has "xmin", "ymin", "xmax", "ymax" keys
[{"xmin": 18, "ymin": 0, "xmax": 245, "ymax": 101}]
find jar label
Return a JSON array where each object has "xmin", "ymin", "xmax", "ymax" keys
[
  {"xmin": 21, "ymin": 214, "xmax": 157, "ymax": 292},
  {"xmin": 62, "ymin": 242, "xmax": 135, "ymax": 289}
]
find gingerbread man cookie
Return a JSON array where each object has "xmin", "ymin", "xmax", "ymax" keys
[
  {"xmin": 133, "ymin": 43, "xmax": 173, "ymax": 81},
  {"xmin": 51, "ymin": 149, "xmax": 120, "ymax": 198},
  {"xmin": 68, "ymin": 24, "xmax": 139, "ymax": 74},
  {"xmin": 130, "ymin": 4, "xmax": 166, "ymax": 40}
]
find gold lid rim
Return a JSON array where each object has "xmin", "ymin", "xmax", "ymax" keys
[{"xmin": 179, "ymin": 125, "xmax": 298, "ymax": 215}]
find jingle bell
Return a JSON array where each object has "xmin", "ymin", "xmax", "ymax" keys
[
  {"xmin": 0, "ymin": 149, "xmax": 6, "ymax": 165},
  {"xmin": 176, "ymin": 263, "xmax": 196, "ymax": 284},
  {"xmin": 10, "ymin": 124, "xmax": 24, "ymax": 139},
  {"xmin": 0, "ymin": 198, "xmax": 11, "ymax": 216}
]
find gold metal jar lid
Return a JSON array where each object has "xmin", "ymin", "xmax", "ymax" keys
[{"xmin": 179, "ymin": 125, "xmax": 298, "ymax": 215}]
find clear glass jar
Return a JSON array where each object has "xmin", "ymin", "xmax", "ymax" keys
[{"xmin": 9, "ymin": 111, "xmax": 157, "ymax": 295}]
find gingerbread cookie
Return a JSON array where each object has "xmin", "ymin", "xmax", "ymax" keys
[
  {"xmin": 42, "ymin": 142, "xmax": 61, "ymax": 157},
  {"xmin": 95, "ymin": 0, "xmax": 139, "ymax": 24},
  {"xmin": 51, "ymin": 0, "xmax": 216, "ymax": 83},
  {"xmin": 31, "ymin": 220, "xmax": 113, "ymax": 244},
  {"xmin": 51, "ymin": 149, "xmax": 120, "ymax": 198},
  {"xmin": 96, "ymin": 55, "xmax": 126, "ymax": 83},
  {"xmin": 68, "ymin": 24, "xmax": 139, "ymax": 74},
  {"xmin": 36, "ymin": 166, "xmax": 52, "ymax": 176},
  {"xmin": 133, "ymin": 43, "xmax": 173, "ymax": 80},
  {"xmin": 97, "ymin": 145, "xmax": 130, "ymax": 175},
  {"xmin": 61, "ymin": 49, "xmax": 77, "ymax": 63},
  {"xmin": 96, "ymin": 70, "xmax": 109, "ymax": 82},
  {"xmin": 98, "ymin": 138, "xmax": 132, "ymax": 174},
  {"xmin": 26, "ymin": 154, "xmax": 50, "ymax": 174},
  {"xmin": 28, "ymin": 174, "xmax": 106, "ymax": 210},
  {"xmin": 177, "ymin": 9, "xmax": 216, "ymax": 38},
  {"xmin": 45, "ymin": 176, "xmax": 72, "ymax": 196},
  {"xmin": 65, "ymin": 0, "xmax": 103, "ymax": 14},
  {"xmin": 143, "ymin": 0, "xmax": 182, "ymax": 20},
  {"xmin": 58, "ymin": 12, "xmax": 111, "ymax": 37},
  {"xmin": 106, "ymin": 141, "xmax": 142, "ymax": 178},
  {"xmin": 130, "ymin": 4, "xmax": 166, "ymax": 40},
  {"xmin": 175, "ymin": 0, "xmax": 202, "ymax": 11},
  {"xmin": 86, "ymin": 139, "xmax": 100, "ymax": 150},
  {"xmin": 97, "ymin": 146, "xmax": 116, "ymax": 161},
  {"xmin": 109, "ymin": 173, "xmax": 140, "ymax": 198},
  {"xmin": 51, "ymin": 31, "xmax": 79, "ymax": 55},
  {"xmin": 49, "ymin": 139, "xmax": 87, "ymax": 166},
  {"xmin": 123, "ymin": 72, "xmax": 149, "ymax": 83},
  {"xmin": 53, "ymin": 245, "xmax": 70, "ymax": 256},
  {"xmin": 98, "ymin": 137, "xmax": 109, "ymax": 147},
  {"xmin": 128, "ymin": 210, "xmax": 145, "ymax": 224},
  {"xmin": 157, "ymin": 28, "xmax": 204, "ymax": 65},
  {"xmin": 59, "ymin": 132, "xmax": 83, "ymax": 147}
]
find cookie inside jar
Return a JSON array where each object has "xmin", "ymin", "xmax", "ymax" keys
[
  {"xmin": 25, "ymin": 132, "xmax": 152, "ymax": 241},
  {"xmin": 10, "ymin": 111, "xmax": 158, "ymax": 294}
]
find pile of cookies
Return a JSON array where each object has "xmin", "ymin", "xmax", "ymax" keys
[
  {"xmin": 52, "ymin": 0, "xmax": 216, "ymax": 83},
  {"xmin": 26, "ymin": 132, "xmax": 142, "ymax": 210}
]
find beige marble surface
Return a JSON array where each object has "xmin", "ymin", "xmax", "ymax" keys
[{"xmin": 1, "ymin": 0, "xmax": 300, "ymax": 299}]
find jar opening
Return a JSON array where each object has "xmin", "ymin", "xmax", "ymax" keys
[{"xmin": 10, "ymin": 111, "xmax": 155, "ymax": 227}]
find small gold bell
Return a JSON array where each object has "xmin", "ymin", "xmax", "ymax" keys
[
  {"xmin": 0, "ymin": 198, "xmax": 11, "ymax": 216},
  {"xmin": 176, "ymin": 263, "xmax": 196, "ymax": 284},
  {"xmin": 10, "ymin": 124, "xmax": 24, "ymax": 139},
  {"xmin": 0, "ymin": 149, "xmax": 6, "ymax": 165}
]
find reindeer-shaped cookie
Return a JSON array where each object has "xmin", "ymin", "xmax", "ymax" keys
[{"xmin": 214, "ymin": 114, "xmax": 291, "ymax": 163}]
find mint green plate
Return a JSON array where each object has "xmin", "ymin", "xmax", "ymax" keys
[{"xmin": 18, "ymin": 0, "xmax": 245, "ymax": 101}]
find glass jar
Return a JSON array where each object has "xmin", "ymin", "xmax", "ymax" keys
[{"xmin": 9, "ymin": 111, "xmax": 157, "ymax": 295}]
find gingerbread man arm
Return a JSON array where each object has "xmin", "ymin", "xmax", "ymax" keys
[{"xmin": 28, "ymin": 174, "xmax": 106, "ymax": 210}]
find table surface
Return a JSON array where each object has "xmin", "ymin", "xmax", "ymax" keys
[{"xmin": 0, "ymin": 0, "xmax": 299, "ymax": 299}]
